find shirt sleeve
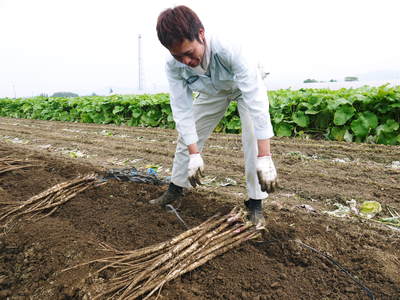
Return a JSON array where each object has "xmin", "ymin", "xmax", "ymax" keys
[
  {"xmin": 166, "ymin": 62, "xmax": 199, "ymax": 145},
  {"xmin": 226, "ymin": 43, "xmax": 274, "ymax": 140}
]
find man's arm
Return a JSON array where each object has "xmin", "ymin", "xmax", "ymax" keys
[
  {"xmin": 166, "ymin": 61, "xmax": 199, "ymax": 146},
  {"xmin": 257, "ymin": 139, "xmax": 271, "ymax": 157},
  {"xmin": 223, "ymin": 43, "xmax": 278, "ymax": 192},
  {"xmin": 166, "ymin": 61, "xmax": 204, "ymax": 187},
  {"xmin": 188, "ymin": 143, "xmax": 200, "ymax": 154}
]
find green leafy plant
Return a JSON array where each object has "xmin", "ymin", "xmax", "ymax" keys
[
  {"xmin": 269, "ymin": 85, "xmax": 400, "ymax": 145},
  {"xmin": 1, "ymin": 85, "xmax": 399, "ymax": 145}
]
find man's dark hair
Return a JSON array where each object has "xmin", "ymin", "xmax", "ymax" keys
[{"xmin": 156, "ymin": 5, "xmax": 204, "ymax": 49}]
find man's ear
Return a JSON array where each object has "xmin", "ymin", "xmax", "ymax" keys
[{"xmin": 198, "ymin": 28, "xmax": 205, "ymax": 43}]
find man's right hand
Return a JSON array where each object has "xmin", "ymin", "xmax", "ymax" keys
[
  {"xmin": 256, "ymin": 155, "xmax": 278, "ymax": 193},
  {"xmin": 188, "ymin": 153, "xmax": 204, "ymax": 187}
]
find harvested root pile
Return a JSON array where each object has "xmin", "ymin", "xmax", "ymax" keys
[
  {"xmin": 0, "ymin": 173, "xmax": 100, "ymax": 229},
  {"xmin": 0, "ymin": 157, "xmax": 37, "ymax": 174},
  {"xmin": 75, "ymin": 207, "xmax": 260, "ymax": 300}
]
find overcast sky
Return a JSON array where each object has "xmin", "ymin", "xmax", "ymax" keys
[{"xmin": 1, "ymin": 0, "xmax": 399, "ymax": 97}]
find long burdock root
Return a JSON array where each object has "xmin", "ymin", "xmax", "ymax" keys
[
  {"xmin": 73, "ymin": 207, "xmax": 261, "ymax": 300},
  {"xmin": 0, "ymin": 157, "xmax": 38, "ymax": 174},
  {"xmin": 0, "ymin": 173, "xmax": 101, "ymax": 230}
]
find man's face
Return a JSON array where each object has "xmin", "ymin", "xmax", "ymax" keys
[{"xmin": 169, "ymin": 30, "xmax": 205, "ymax": 68}]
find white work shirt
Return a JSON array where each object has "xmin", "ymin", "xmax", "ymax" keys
[{"xmin": 165, "ymin": 34, "xmax": 274, "ymax": 146}]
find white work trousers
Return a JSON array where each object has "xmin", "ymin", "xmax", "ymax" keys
[{"xmin": 171, "ymin": 92, "xmax": 269, "ymax": 200}]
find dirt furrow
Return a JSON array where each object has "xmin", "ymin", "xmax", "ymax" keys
[{"xmin": 0, "ymin": 118, "xmax": 400, "ymax": 299}]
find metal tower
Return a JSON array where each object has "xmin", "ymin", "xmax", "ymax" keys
[{"xmin": 138, "ymin": 34, "xmax": 143, "ymax": 90}]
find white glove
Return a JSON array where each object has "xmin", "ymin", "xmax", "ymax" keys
[
  {"xmin": 256, "ymin": 156, "xmax": 278, "ymax": 193},
  {"xmin": 188, "ymin": 153, "xmax": 204, "ymax": 187}
]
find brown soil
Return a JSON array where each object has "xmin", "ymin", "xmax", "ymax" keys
[{"xmin": 0, "ymin": 116, "xmax": 399, "ymax": 300}]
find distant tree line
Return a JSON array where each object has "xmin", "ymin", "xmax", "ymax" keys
[
  {"xmin": 51, "ymin": 92, "xmax": 79, "ymax": 98},
  {"xmin": 344, "ymin": 76, "xmax": 359, "ymax": 82},
  {"xmin": 36, "ymin": 89, "xmax": 113, "ymax": 98},
  {"xmin": 304, "ymin": 77, "xmax": 358, "ymax": 83}
]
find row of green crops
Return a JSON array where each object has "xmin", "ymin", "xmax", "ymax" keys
[
  {"xmin": 0, "ymin": 85, "xmax": 399, "ymax": 145},
  {"xmin": 0, "ymin": 94, "xmax": 175, "ymax": 128},
  {"xmin": 268, "ymin": 85, "xmax": 400, "ymax": 145},
  {"xmin": 221, "ymin": 84, "xmax": 400, "ymax": 145}
]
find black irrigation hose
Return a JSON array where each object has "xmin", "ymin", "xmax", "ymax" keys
[
  {"xmin": 295, "ymin": 240, "xmax": 376, "ymax": 300},
  {"xmin": 260, "ymin": 238, "xmax": 376, "ymax": 300}
]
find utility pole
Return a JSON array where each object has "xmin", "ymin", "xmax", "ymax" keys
[{"xmin": 138, "ymin": 34, "xmax": 143, "ymax": 91}]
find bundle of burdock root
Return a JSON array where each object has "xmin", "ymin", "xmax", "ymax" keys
[
  {"xmin": 0, "ymin": 157, "xmax": 36, "ymax": 174},
  {"xmin": 0, "ymin": 174, "xmax": 100, "ymax": 230},
  {"xmin": 78, "ymin": 207, "xmax": 261, "ymax": 300}
]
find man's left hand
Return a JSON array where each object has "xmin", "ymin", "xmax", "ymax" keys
[{"xmin": 256, "ymin": 156, "xmax": 278, "ymax": 193}]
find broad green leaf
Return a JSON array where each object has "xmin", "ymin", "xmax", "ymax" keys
[
  {"xmin": 377, "ymin": 131, "xmax": 399, "ymax": 145},
  {"xmin": 127, "ymin": 118, "xmax": 139, "ymax": 126},
  {"xmin": 390, "ymin": 103, "xmax": 400, "ymax": 108},
  {"xmin": 214, "ymin": 123, "xmax": 224, "ymax": 133},
  {"xmin": 131, "ymin": 109, "xmax": 142, "ymax": 118},
  {"xmin": 226, "ymin": 116, "xmax": 241, "ymax": 130},
  {"xmin": 275, "ymin": 123, "xmax": 293, "ymax": 137},
  {"xmin": 80, "ymin": 113, "xmax": 93, "ymax": 123},
  {"xmin": 382, "ymin": 119, "xmax": 399, "ymax": 133},
  {"xmin": 272, "ymin": 113, "xmax": 285, "ymax": 124},
  {"xmin": 330, "ymin": 126, "xmax": 346, "ymax": 141},
  {"xmin": 376, "ymin": 106, "xmax": 392, "ymax": 114},
  {"xmin": 350, "ymin": 94, "xmax": 368, "ymax": 103},
  {"xmin": 305, "ymin": 109, "xmax": 320, "ymax": 115},
  {"xmin": 292, "ymin": 111, "xmax": 310, "ymax": 127},
  {"xmin": 112, "ymin": 105, "xmax": 124, "ymax": 114},
  {"xmin": 360, "ymin": 111, "xmax": 378, "ymax": 129},
  {"xmin": 327, "ymin": 98, "xmax": 351, "ymax": 111},
  {"xmin": 299, "ymin": 100, "xmax": 320, "ymax": 114},
  {"xmin": 334, "ymin": 105, "xmax": 355, "ymax": 126},
  {"xmin": 351, "ymin": 118, "xmax": 369, "ymax": 137},
  {"xmin": 314, "ymin": 111, "xmax": 332, "ymax": 129},
  {"xmin": 308, "ymin": 96, "xmax": 322, "ymax": 106},
  {"xmin": 224, "ymin": 102, "xmax": 238, "ymax": 117},
  {"xmin": 375, "ymin": 124, "xmax": 384, "ymax": 135}
]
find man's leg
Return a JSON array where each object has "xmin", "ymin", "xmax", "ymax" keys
[
  {"xmin": 150, "ymin": 93, "xmax": 231, "ymax": 205},
  {"xmin": 237, "ymin": 98, "xmax": 268, "ymax": 228}
]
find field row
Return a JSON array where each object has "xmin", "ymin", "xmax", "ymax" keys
[{"xmin": 1, "ymin": 85, "xmax": 399, "ymax": 144}]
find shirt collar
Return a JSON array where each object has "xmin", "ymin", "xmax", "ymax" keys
[{"xmin": 192, "ymin": 33, "xmax": 211, "ymax": 75}]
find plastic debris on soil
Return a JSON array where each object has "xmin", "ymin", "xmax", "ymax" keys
[
  {"xmin": 331, "ymin": 158, "xmax": 350, "ymax": 163},
  {"xmin": 219, "ymin": 177, "xmax": 237, "ymax": 187},
  {"xmin": 295, "ymin": 204, "xmax": 317, "ymax": 213},
  {"xmin": 325, "ymin": 202, "xmax": 353, "ymax": 218},
  {"xmin": 200, "ymin": 176, "xmax": 237, "ymax": 187},
  {"xmin": 324, "ymin": 199, "xmax": 383, "ymax": 218},
  {"xmin": 387, "ymin": 161, "xmax": 400, "ymax": 169},
  {"xmin": 324, "ymin": 200, "xmax": 400, "ymax": 230},
  {"xmin": 359, "ymin": 201, "xmax": 382, "ymax": 219},
  {"xmin": 99, "ymin": 167, "xmax": 169, "ymax": 185}
]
